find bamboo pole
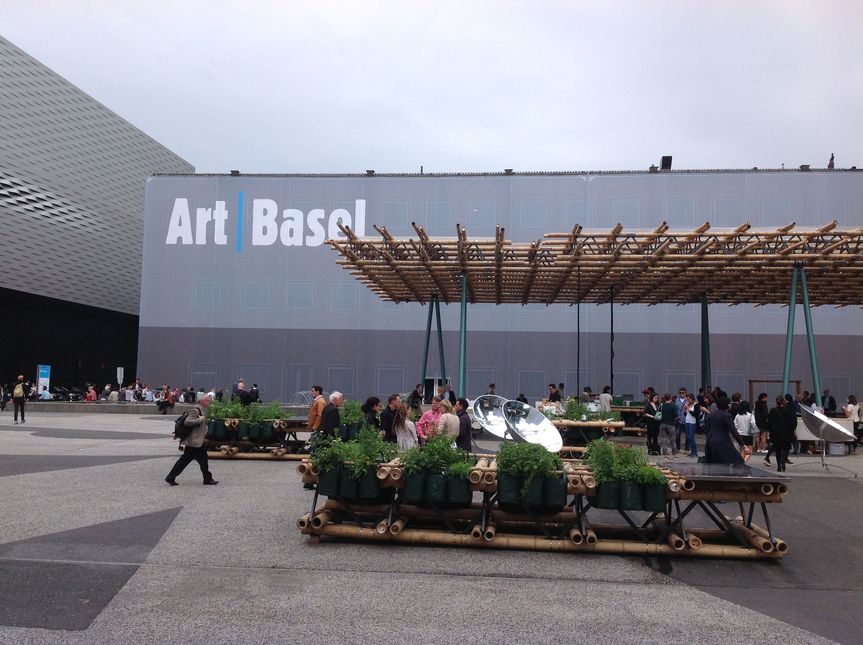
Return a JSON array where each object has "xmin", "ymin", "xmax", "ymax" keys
[
  {"xmin": 568, "ymin": 528, "xmax": 584, "ymax": 545},
  {"xmin": 686, "ymin": 534, "xmax": 703, "ymax": 550},
  {"xmin": 732, "ymin": 519, "xmax": 789, "ymax": 554},
  {"xmin": 677, "ymin": 490, "xmax": 781, "ymax": 503},
  {"xmin": 311, "ymin": 510, "xmax": 332, "ymax": 529},
  {"xmin": 310, "ymin": 525, "xmax": 782, "ymax": 558},
  {"xmin": 483, "ymin": 522, "xmax": 497, "ymax": 542},
  {"xmin": 760, "ymin": 483, "xmax": 774, "ymax": 496},
  {"xmin": 667, "ymin": 532, "xmax": 685, "ymax": 551},
  {"xmin": 376, "ymin": 519, "xmax": 390, "ymax": 534},
  {"xmin": 470, "ymin": 523, "xmax": 483, "ymax": 540},
  {"xmin": 390, "ymin": 516, "xmax": 408, "ymax": 535},
  {"xmin": 207, "ymin": 451, "xmax": 306, "ymax": 460},
  {"xmin": 389, "ymin": 467, "xmax": 404, "ymax": 482},
  {"xmin": 296, "ymin": 513, "xmax": 311, "ymax": 530},
  {"xmin": 729, "ymin": 521, "xmax": 774, "ymax": 553}
]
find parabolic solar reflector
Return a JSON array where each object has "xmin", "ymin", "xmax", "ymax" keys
[
  {"xmin": 472, "ymin": 395, "xmax": 511, "ymax": 439},
  {"xmin": 800, "ymin": 404, "xmax": 855, "ymax": 443},
  {"xmin": 502, "ymin": 400, "xmax": 563, "ymax": 452}
]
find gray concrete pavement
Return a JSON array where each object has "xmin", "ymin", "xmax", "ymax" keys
[{"xmin": 0, "ymin": 410, "xmax": 859, "ymax": 644}]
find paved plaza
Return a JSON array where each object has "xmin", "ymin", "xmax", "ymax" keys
[{"xmin": 0, "ymin": 410, "xmax": 860, "ymax": 644}]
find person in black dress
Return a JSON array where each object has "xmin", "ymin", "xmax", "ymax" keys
[
  {"xmin": 768, "ymin": 396, "xmax": 794, "ymax": 472},
  {"xmin": 704, "ymin": 396, "xmax": 750, "ymax": 464}
]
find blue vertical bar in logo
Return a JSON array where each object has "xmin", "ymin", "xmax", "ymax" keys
[{"xmin": 236, "ymin": 191, "xmax": 245, "ymax": 253}]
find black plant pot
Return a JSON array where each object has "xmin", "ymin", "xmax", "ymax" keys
[
  {"xmin": 425, "ymin": 472, "xmax": 447, "ymax": 504},
  {"xmin": 619, "ymin": 481, "xmax": 643, "ymax": 511},
  {"xmin": 246, "ymin": 422, "xmax": 262, "ymax": 442},
  {"xmin": 402, "ymin": 472, "xmax": 426, "ymax": 504},
  {"xmin": 543, "ymin": 475, "xmax": 568, "ymax": 511},
  {"xmin": 641, "ymin": 484, "xmax": 667, "ymax": 513},
  {"xmin": 258, "ymin": 421, "xmax": 275, "ymax": 443},
  {"xmin": 338, "ymin": 469, "xmax": 359, "ymax": 499},
  {"xmin": 446, "ymin": 477, "xmax": 472, "ymax": 506},
  {"xmin": 522, "ymin": 476, "xmax": 545, "ymax": 508},
  {"xmin": 497, "ymin": 473, "xmax": 521, "ymax": 506},
  {"xmin": 317, "ymin": 467, "xmax": 340, "ymax": 497},
  {"xmin": 593, "ymin": 481, "xmax": 620, "ymax": 509},
  {"xmin": 358, "ymin": 471, "xmax": 380, "ymax": 500}
]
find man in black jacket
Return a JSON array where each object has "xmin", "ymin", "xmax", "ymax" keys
[
  {"xmin": 318, "ymin": 391, "xmax": 343, "ymax": 437},
  {"xmin": 380, "ymin": 393, "xmax": 401, "ymax": 443},
  {"xmin": 455, "ymin": 397, "xmax": 472, "ymax": 452},
  {"xmin": 821, "ymin": 389, "xmax": 837, "ymax": 416}
]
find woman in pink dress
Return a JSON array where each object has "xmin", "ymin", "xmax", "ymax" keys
[{"xmin": 415, "ymin": 396, "xmax": 443, "ymax": 441}]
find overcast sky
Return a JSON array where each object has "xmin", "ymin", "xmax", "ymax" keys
[{"xmin": 4, "ymin": 1, "xmax": 862, "ymax": 174}]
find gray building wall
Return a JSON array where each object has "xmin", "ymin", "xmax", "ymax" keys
[
  {"xmin": 139, "ymin": 171, "xmax": 863, "ymax": 402},
  {"xmin": 0, "ymin": 35, "xmax": 194, "ymax": 314}
]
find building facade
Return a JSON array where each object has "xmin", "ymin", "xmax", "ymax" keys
[
  {"xmin": 139, "ymin": 170, "xmax": 862, "ymax": 403},
  {"xmin": 0, "ymin": 36, "xmax": 193, "ymax": 386}
]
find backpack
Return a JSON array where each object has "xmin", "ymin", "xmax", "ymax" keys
[
  {"xmin": 13, "ymin": 383, "xmax": 25, "ymax": 399},
  {"xmin": 173, "ymin": 411, "xmax": 191, "ymax": 441}
]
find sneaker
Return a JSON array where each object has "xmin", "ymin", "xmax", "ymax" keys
[
  {"xmin": 785, "ymin": 459, "xmax": 793, "ymax": 465},
  {"xmin": 762, "ymin": 460, "xmax": 771, "ymax": 466},
  {"xmin": 164, "ymin": 477, "xmax": 178, "ymax": 486},
  {"xmin": 203, "ymin": 480, "xmax": 219, "ymax": 485}
]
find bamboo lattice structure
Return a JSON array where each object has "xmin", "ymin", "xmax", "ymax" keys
[{"xmin": 328, "ymin": 220, "xmax": 863, "ymax": 307}]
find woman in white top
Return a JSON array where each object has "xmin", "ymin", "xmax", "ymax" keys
[
  {"xmin": 733, "ymin": 400, "xmax": 757, "ymax": 453},
  {"xmin": 393, "ymin": 403, "xmax": 418, "ymax": 451},
  {"xmin": 844, "ymin": 395, "xmax": 859, "ymax": 453}
]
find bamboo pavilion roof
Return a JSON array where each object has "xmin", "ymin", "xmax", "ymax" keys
[{"xmin": 327, "ymin": 221, "xmax": 863, "ymax": 307}]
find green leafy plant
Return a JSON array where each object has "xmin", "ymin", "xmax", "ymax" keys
[
  {"xmin": 634, "ymin": 465, "xmax": 667, "ymax": 486},
  {"xmin": 614, "ymin": 444, "xmax": 647, "ymax": 469},
  {"xmin": 446, "ymin": 460, "xmax": 472, "ymax": 480},
  {"xmin": 311, "ymin": 426, "xmax": 397, "ymax": 478},
  {"xmin": 204, "ymin": 398, "xmax": 245, "ymax": 420},
  {"xmin": 399, "ymin": 434, "xmax": 470, "ymax": 475},
  {"xmin": 310, "ymin": 437, "xmax": 344, "ymax": 472},
  {"xmin": 356, "ymin": 425, "xmax": 398, "ymax": 464},
  {"xmin": 400, "ymin": 445, "xmax": 426, "ymax": 474},
  {"xmin": 563, "ymin": 397, "xmax": 621, "ymax": 422},
  {"xmin": 247, "ymin": 402, "xmax": 284, "ymax": 422},
  {"xmin": 497, "ymin": 442, "xmax": 563, "ymax": 483},
  {"xmin": 339, "ymin": 400, "xmax": 364, "ymax": 425},
  {"xmin": 584, "ymin": 438, "xmax": 617, "ymax": 484}
]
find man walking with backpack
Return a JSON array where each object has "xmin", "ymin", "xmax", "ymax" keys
[
  {"xmin": 12, "ymin": 375, "xmax": 27, "ymax": 424},
  {"xmin": 165, "ymin": 404, "xmax": 218, "ymax": 486}
]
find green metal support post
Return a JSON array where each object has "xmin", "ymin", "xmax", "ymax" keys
[
  {"xmin": 700, "ymin": 297, "xmax": 712, "ymax": 391},
  {"xmin": 458, "ymin": 273, "xmax": 468, "ymax": 398},
  {"xmin": 797, "ymin": 266, "xmax": 822, "ymax": 399},
  {"xmin": 781, "ymin": 267, "xmax": 799, "ymax": 395},
  {"xmin": 419, "ymin": 298, "xmax": 435, "ymax": 387},
  {"xmin": 435, "ymin": 298, "xmax": 447, "ymax": 386}
]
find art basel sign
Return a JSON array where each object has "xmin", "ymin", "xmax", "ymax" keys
[{"xmin": 164, "ymin": 195, "xmax": 366, "ymax": 250}]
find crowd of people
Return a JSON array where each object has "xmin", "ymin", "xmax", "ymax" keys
[
  {"xmin": 306, "ymin": 386, "xmax": 473, "ymax": 452},
  {"xmin": 636, "ymin": 385, "xmax": 861, "ymax": 470}
]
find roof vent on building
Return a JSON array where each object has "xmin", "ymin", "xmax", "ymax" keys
[
  {"xmin": 230, "ymin": 170, "xmax": 240, "ymax": 176},
  {"xmin": 799, "ymin": 164, "xmax": 810, "ymax": 171},
  {"xmin": 366, "ymin": 169, "xmax": 375, "ymax": 176},
  {"xmin": 660, "ymin": 155, "xmax": 672, "ymax": 170},
  {"xmin": 504, "ymin": 168, "xmax": 513, "ymax": 174},
  {"xmin": 649, "ymin": 164, "xmax": 659, "ymax": 173}
]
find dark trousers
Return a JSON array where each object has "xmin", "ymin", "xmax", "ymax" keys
[
  {"xmin": 166, "ymin": 446, "xmax": 213, "ymax": 483},
  {"xmin": 13, "ymin": 398, "xmax": 25, "ymax": 422},
  {"xmin": 775, "ymin": 443, "xmax": 790, "ymax": 471}
]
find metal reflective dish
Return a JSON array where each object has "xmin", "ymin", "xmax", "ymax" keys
[
  {"xmin": 502, "ymin": 400, "xmax": 563, "ymax": 452},
  {"xmin": 472, "ymin": 395, "xmax": 512, "ymax": 439},
  {"xmin": 799, "ymin": 404, "xmax": 855, "ymax": 443}
]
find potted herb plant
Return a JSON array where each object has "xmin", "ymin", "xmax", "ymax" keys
[
  {"xmin": 446, "ymin": 460, "xmax": 473, "ymax": 506},
  {"xmin": 496, "ymin": 442, "xmax": 565, "ymax": 512},
  {"xmin": 586, "ymin": 439, "xmax": 619, "ymax": 509},
  {"xmin": 636, "ymin": 465, "xmax": 668, "ymax": 512},
  {"xmin": 338, "ymin": 400, "xmax": 364, "ymax": 441}
]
